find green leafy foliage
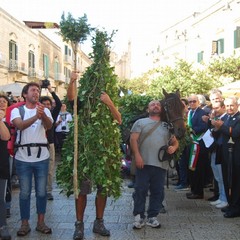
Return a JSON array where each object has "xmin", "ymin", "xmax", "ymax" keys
[
  {"xmin": 118, "ymin": 94, "xmax": 153, "ymax": 143},
  {"xmin": 147, "ymin": 59, "xmax": 220, "ymax": 98},
  {"xmin": 207, "ymin": 55, "xmax": 240, "ymax": 81},
  {"xmin": 59, "ymin": 12, "xmax": 93, "ymax": 45},
  {"xmin": 56, "ymin": 30, "xmax": 122, "ymax": 199}
]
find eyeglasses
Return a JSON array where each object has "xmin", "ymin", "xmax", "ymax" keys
[{"xmin": 189, "ymin": 100, "xmax": 197, "ymax": 103}]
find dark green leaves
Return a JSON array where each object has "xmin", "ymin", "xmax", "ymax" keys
[{"xmin": 59, "ymin": 12, "xmax": 93, "ymax": 44}]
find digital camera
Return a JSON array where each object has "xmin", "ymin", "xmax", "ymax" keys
[{"xmin": 41, "ymin": 79, "xmax": 50, "ymax": 88}]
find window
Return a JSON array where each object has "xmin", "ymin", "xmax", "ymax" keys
[
  {"xmin": 54, "ymin": 60, "xmax": 60, "ymax": 80},
  {"xmin": 234, "ymin": 27, "xmax": 240, "ymax": 49},
  {"xmin": 43, "ymin": 54, "xmax": 49, "ymax": 78},
  {"xmin": 28, "ymin": 51, "xmax": 35, "ymax": 68},
  {"xmin": 197, "ymin": 51, "xmax": 204, "ymax": 63},
  {"xmin": 217, "ymin": 38, "xmax": 224, "ymax": 54},
  {"xmin": 9, "ymin": 40, "xmax": 18, "ymax": 60}
]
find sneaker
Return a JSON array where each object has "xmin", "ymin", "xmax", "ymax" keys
[
  {"xmin": 0, "ymin": 225, "xmax": 11, "ymax": 240},
  {"xmin": 174, "ymin": 184, "xmax": 189, "ymax": 191},
  {"xmin": 216, "ymin": 202, "xmax": 228, "ymax": 209},
  {"xmin": 146, "ymin": 217, "xmax": 161, "ymax": 228},
  {"xmin": 210, "ymin": 199, "xmax": 222, "ymax": 206},
  {"xmin": 93, "ymin": 219, "xmax": 110, "ymax": 236},
  {"xmin": 47, "ymin": 193, "xmax": 54, "ymax": 201},
  {"xmin": 133, "ymin": 214, "xmax": 145, "ymax": 229},
  {"xmin": 73, "ymin": 221, "xmax": 84, "ymax": 240}
]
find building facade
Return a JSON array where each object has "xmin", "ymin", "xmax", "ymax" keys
[
  {"xmin": 0, "ymin": 7, "xmax": 131, "ymax": 99},
  {"xmin": 153, "ymin": 0, "xmax": 240, "ymax": 71}
]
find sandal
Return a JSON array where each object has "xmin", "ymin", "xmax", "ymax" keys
[
  {"xmin": 36, "ymin": 223, "xmax": 52, "ymax": 234},
  {"xmin": 17, "ymin": 223, "xmax": 31, "ymax": 236}
]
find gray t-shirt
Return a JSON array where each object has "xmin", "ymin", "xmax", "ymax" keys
[{"xmin": 130, "ymin": 117, "xmax": 171, "ymax": 170}]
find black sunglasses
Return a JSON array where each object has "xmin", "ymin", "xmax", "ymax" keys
[{"xmin": 189, "ymin": 100, "xmax": 197, "ymax": 103}]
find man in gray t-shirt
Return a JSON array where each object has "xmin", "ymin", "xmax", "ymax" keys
[{"xmin": 130, "ymin": 100, "xmax": 179, "ymax": 229}]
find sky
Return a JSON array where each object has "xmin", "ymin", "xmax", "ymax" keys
[{"xmin": 1, "ymin": 0, "xmax": 212, "ymax": 77}]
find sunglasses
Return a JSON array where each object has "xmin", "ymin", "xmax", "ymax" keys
[{"xmin": 189, "ymin": 100, "xmax": 197, "ymax": 103}]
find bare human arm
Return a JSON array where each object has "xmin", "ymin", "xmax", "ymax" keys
[
  {"xmin": 167, "ymin": 135, "xmax": 179, "ymax": 154},
  {"xmin": 67, "ymin": 71, "xmax": 79, "ymax": 101},
  {"xmin": 37, "ymin": 103, "xmax": 53, "ymax": 130},
  {"xmin": 130, "ymin": 132, "xmax": 144, "ymax": 169},
  {"xmin": 67, "ymin": 71, "xmax": 122, "ymax": 125},
  {"xmin": 0, "ymin": 110, "xmax": 10, "ymax": 141},
  {"xmin": 100, "ymin": 92, "xmax": 122, "ymax": 125},
  {"xmin": 12, "ymin": 104, "xmax": 52, "ymax": 131}
]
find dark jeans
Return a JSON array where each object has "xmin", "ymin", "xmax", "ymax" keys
[
  {"xmin": 133, "ymin": 165, "xmax": 166, "ymax": 219},
  {"xmin": 178, "ymin": 146, "xmax": 189, "ymax": 186}
]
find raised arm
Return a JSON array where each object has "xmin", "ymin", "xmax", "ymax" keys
[
  {"xmin": 67, "ymin": 71, "xmax": 79, "ymax": 101},
  {"xmin": 100, "ymin": 92, "xmax": 122, "ymax": 125}
]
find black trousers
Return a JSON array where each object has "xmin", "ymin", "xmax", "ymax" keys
[
  {"xmin": 222, "ymin": 159, "xmax": 240, "ymax": 212},
  {"xmin": 188, "ymin": 140, "xmax": 209, "ymax": 195}
]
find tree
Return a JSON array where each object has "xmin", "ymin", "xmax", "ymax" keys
[
  {"xmin": 147, "ymin": 59, "xmax": 221, "ymax": 98},
  {"xmin": 58, "ymin": 12, "xmax": 92, "ymax": 198},
  {"xmin": 207, "ymin": 55, "xmax": 240, "ymax": 82},
  {"xmin": 57, "ymin": 30, "xmax": 122, "ymax": 199}
]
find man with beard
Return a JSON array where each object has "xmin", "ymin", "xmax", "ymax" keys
[
  {"xmin": 130, "ymin": 100, "xmax": 179, "ymax": 229},
  {"xmin": 11, "ymin": 82, "xmax": 53, "ymax": 236}
]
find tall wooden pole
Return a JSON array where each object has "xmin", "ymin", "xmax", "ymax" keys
[{"xmin": 72, "ymin": 42, "xmax": 79, "ymax": 199}]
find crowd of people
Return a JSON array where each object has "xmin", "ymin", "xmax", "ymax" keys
[
  {"xmin": 173, "ymin": 90, "xmax": 240, "ymax": 218},
  {"xmin": 0, "ymin": 81, "xmax": 73, "ymax": 239},
  {"xmin": 1, "ymin": 71, "xmax": 240, "ymax": 240}
]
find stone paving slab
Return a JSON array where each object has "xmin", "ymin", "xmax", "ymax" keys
[{"xmin": 6, "ymin": 176, "xmax": 240, "ymax": 240}]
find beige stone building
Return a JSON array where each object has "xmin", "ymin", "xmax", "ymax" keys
[
  {"xmin": 0, "ymin": 7, "xmax": 131, "ymax": 100},
  {"xmin": 151, "ymin": 0, "xmax": 240, "ymax": 75}
]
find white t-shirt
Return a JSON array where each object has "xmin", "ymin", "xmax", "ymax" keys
[
  {"xmin": 10, "ymin": 105, "xmax": 53, "ymax": 162},
  {"xmin": 55, "ymin": 112, "xmax": 72, "ymax": 133}
]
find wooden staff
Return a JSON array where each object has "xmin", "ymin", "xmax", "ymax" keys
[{"xmin": 72, "ymin": 42, "xmax": 79, "ymax": 199}]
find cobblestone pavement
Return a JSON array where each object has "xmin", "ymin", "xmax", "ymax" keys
[{"xmin": 7, "ymin": 171, "xmax": 240, "ymax": 240}]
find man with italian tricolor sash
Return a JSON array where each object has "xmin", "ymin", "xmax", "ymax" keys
[{"xmin": 186, "ymin": 94, "xmax": 208, "ymax": 200}]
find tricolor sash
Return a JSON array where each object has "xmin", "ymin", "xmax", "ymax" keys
[
  {"xmin": 187, "ymin": 110, "xmax": 203, "ymax": 171},
  {"xmin": 189, "ymin": 141, "xmax": 200, "ymax": 170}
]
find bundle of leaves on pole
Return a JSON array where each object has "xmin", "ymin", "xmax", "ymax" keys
[
  {"xmin": 58, "ymin": 12, "xmax": 92, "ymax": 198},
  {"xmin": 56, "ymin": 29, "xmax": 122, "ymax": 199}
]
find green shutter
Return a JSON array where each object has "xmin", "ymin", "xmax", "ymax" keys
[
  {"xmin": 234, "ymin": 28, "xmax": 240, "ymax": 49},
  {"xmin": 197, "ymin": 51, "xmax": 203, "ymax": 63},
  {"xmin": 218, "ymin": 38, "xmax": 224, "ymax": 54}
]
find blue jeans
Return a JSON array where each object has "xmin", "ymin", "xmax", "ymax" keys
[
  {"xmin": 133, "ymin": 165, "xmax": 166, "ymax": 218},
  {"xmin": 211, "ymin": 152, "xmax": 227, "ymax": 203},
  {"xmin": 178, "ymin": 146, "xmax": 189, "ymax": 186},
  {"xmin": 16, "ymin": 159, "xmax": 49, "ymax": 220}
]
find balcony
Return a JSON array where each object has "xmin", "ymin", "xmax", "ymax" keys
[
  {"xmin": 9, "ymin": 59, "xmax": 18, "ymax": 72},
  {"xmin": 54, "ymin": 73, "xmax": 65, "ymax": 82},
  {"xmin": 64, "ymin": 54, "xmax": 73, "ymax": 66},
  {"xmin": 28, "ymin": 67, "xmax": 36, "ymax": 78},
  {"xmin": 9, "ymin": 60, "xmax": 28, "ymax": 75}
]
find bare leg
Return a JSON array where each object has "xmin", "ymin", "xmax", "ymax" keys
[
  {"xmin": 95, "ymin": 192, "xmax": 107, "ymax": 219},
  {"xmin": 73, "ymin": 194, "xmax": 87, "ymax": 240},
  {"xmin": 75, "ymin": 194, "xmax": 87, "ymax": 221},
  {"xmin": 93, "ymin": 192, "xmax": 110, "ymax": 236}
]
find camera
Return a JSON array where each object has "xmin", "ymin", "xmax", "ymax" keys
[{"xmin": 41, "ymin": 79, "xmax": 50, "ymax": 88}]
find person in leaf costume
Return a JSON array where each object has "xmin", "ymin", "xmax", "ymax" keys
[{"xmin": 67, "ymin": 71, "xmax": 121, "ymax": 239}]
